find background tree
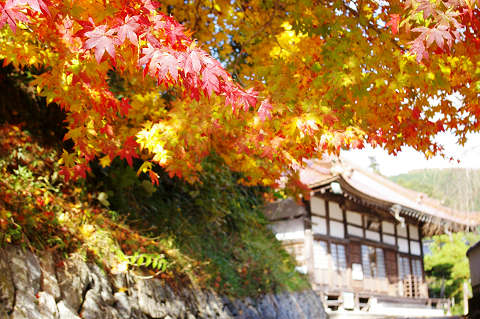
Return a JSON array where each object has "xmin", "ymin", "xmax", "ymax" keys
[
  {"xmin": 424, "ymin": 232, "xmax": 480, "ymax": 314},
  {"xmin": 390, "ymin": 168, "xmax": 480, "ymax": 212}
]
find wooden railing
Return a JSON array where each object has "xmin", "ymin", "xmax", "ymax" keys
[
  {"xmin": 401, "ymin": 275, "xmax": 428, "ymax": 298},
  {"xmin": 314, "ymin": 268, "xmax": 390, "ymax": 294},
  {"xmin": 313, "ymin": 268, "xmax": 430, "ymax": 299}
]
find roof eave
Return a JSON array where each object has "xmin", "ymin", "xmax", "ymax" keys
[{"xmin": 313, "ymin": 175, "xmax": 476, "ymax": 233}]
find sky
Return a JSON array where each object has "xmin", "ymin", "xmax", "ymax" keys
[{"xmin": 341, "ymin": 132, "xmax": 480, "ymax": 177}]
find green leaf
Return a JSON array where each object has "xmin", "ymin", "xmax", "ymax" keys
[{"xmin": 144, "ymin": 255, "xmax": 152, "ymax": 267}]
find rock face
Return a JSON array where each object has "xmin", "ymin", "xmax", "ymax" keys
[{"xmin": 0, "ymin": 246, "xmax": 327, "ymax": 319}]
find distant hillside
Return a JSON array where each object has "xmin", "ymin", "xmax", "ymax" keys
[{"xmin": 389, "ymin": 168, "xmax": 480, "ymax": 212}]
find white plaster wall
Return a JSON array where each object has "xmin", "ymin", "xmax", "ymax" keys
[
  {"xmin": 311, "ymin": 197, "xmax": 326, "ymax": 216},
  {"xmin": 366, "ymin": 230, "xmax": 380, "ymax": 242},
  {"xmin": 312, "ymin": 216, "xmax": 327, "ymax": 235},
  {"xmin": 382, "ymin": 221, "xmax": 395, "ymax": 234},
  {"xmin": 347, "ymin": 225, "xmax": 363, "ymax": 237},
  {"xmin": 383, "ymin": 234, "xmax": 395, "ymax": 246},
  {"xmin": 346, "ymin": 210, "xmax": 362, "ymax": 226},
  {"xmin": 271, "ymin": 219, "xmax": 304, "ymax": 240},
  {"xmin": 409, "ymin": 225, "xmax": 419, "ymax": 240},
  {"xmin": 329, "ymin": 202, "xmax": 343, "ymax": 220},
  {"xmin": 329, "ymin": 220, "xmax": 345, "ymax": 238},
  {"xmin": 397, "ymin": 224, "xmax": 408, "ymax": 237}
]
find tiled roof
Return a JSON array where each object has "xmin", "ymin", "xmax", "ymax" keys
[
  {"xmin": 300, "ymin": 158, "xmax": 480, "ymax": 231},
  {"xmin": 264, "ymin": 198, "xmax": 306, "ymax": 221}
]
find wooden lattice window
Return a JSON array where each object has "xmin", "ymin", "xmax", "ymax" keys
[
  {"xmin": 361, "ymin": 245, "xmax": 386, "ymax": 278},
  {"xmin": 412, "ymin": 258, "xmax": 423, "ymax": 279},
  {"xmin": 330, "ymin": 243, "xmax": 347, "ymax": 270},
  {"xmin": 398, "ymin": 255, "xmax": 411, "ymax": 279}
]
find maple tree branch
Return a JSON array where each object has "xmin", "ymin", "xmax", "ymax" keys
[{"xmin": 191, "ymin": 0, "xmax": 204, "ymax": 35}]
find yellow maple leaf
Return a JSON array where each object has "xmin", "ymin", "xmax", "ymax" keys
[{"xmin": 99, "ymin": 155, "xmax": 111, "ymax": 168}]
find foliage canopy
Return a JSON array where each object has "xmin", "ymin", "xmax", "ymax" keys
[{"xmin": 0, "ymin": 0, "xmax": 479, "ymax": 189}]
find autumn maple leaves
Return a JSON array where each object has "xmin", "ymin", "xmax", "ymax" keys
[
  {"xmin": 79, "ymin": 11, "xmax": 258, "ymax": 111},
  {"xmin": 386, "ymin": 0, "xmax": 473, "ymax": 62},
  {"xmin": 4, "ymin": 0, "xmax": 476, "ymax": 188},
  {"xmin": 0, "ymin": 0, "xmax": 271, "ymax": 182},
  {"xmin": 0, "ymin": 0, "xmax": 263, "ymax": 112}
]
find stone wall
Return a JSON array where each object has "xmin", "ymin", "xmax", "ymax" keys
[{"xmin": 0, "ymin": 246, "xmax": 327, "ymax": 319}]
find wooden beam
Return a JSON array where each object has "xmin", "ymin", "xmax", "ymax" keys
[
  {"xmin": 314, "ymin": 233, "xmax": 349, "ymax": 244},
  {"xmin": 419, "ymin": 221, "xmax": 426, "ymax": 282},
  {"xmin": 325, "ymin": 199, "xmax": 330, "ymax": 237}
]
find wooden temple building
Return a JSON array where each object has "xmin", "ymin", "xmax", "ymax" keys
[{"xmin": 265, "ymin": 159, "xmax": 479, "ymax": 315}]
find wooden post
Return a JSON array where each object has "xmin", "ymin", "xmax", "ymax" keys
[
  {"xmin": 419, "ymin": 222, "xmax": 426, "ymax": 282},
  {"xmin": 464, "ymin": 280, "xmax": 469, "ymax": 315},
  {"xmin": 303, "ymin": 195, "xmax": 315, "ymax": 284}
]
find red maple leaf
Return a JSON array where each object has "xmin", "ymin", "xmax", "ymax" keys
[
  {"xmin": 141, "ymin": 0, "xmax": 159, "ymax": 11},
  {"xmin": 118, "ymin": 136, "xmax": 138, "ymax": 166},
  {"xmin": 201, "ymin": 64, "xmax": 220, "ymax": 97},
  {"xmin": 203, "ymin": 56, "xmax": 229, "ymax": 80},
  {"xmin": 416, "ymin": 0, "xmax": 434, "ymax": 19},
  {"xmin": 116, "ymin": 15, "xmax": 140, "ymax": 46},
  {"xmin": 149, "ymin": 170, "xmax": 159, "ymax": 186},
  {"xmin": 0, "ymin": 0, "xmax": 28, "ymax": 32},
  {"xmin": 153, "ymin": 14, "xmax": 187, "ymax": 45},
  {"xmin": 409, "ymin": 37, "xmax": 428, "ymax": 62},
  {"xmin": 119, "ymin": 97, "xmax": 131, "ymax": 116},
  {"xmin": 25, "ymin": 0, "xmax": 50, "ymax": 15},
  {"xmin": 183, "ymin": 48, "xmax": 202, "ymax": 76},
  {"xmin": 138, "ymin": 43, "xmax": 156, "ymax": 67},
  {"xmin": 386, "ymin": 14, "xmax": 400, "ymax": 35},
  {"xmin": 84, "ymin": 24, "xmax": 117, "ymax": 63},
  {"xmin": 154, "ymin": 52, "xmax": 179, "ymax": 82},
  {"xmin": 224, "ymin": 83, "xmax": 239, "ymax": 109},
  {"xmin": 99, "ymin": 124, "xmax": 114, "ymax": 137},
  {"xmin": 426, "ymin": 25, "xmax": 452, "ymax": 49},
  {"xmin": 258, "ymin": 99, "xmax": 273, "ymax": 121},
  {"xmin": 139, "ymin": 45, "xmax": 179, "ymax": 82},
  {"xmin": 159, "ymin": 55, "xmax": 180, "ymax": 82},
  {"xmin": 238, "ymin": 87, "xmax": 258, "ymax": 111}
]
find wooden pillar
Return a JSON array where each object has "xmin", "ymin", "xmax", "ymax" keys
[
  {"xmin": 379, "ymin": 219, "xmax": 383, "ymax": 243},
  {"xmin": 342, "ymin": 208, "xmax": 348, "ymax": 262},
  {"xmin": 464, "ymin": 280, "xmax": 469, "ymax": 315},
  {"xmin": 393, "ymin": 221, "xmax": 401, "ymax": 296},
  {"xmin": 325, "ymin": 199, "xmax": 330, "ymax": 237},
  {"xmin": 419, "ymin": 222, "xmax": 426, "ymax": 281},
  {"xmin": 406, "ymin": 223, "xmax": 413, "ymax": 277},
  {"xmin": 303, "ymin": 195, "xmax": 315, "ymax": 283}
]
